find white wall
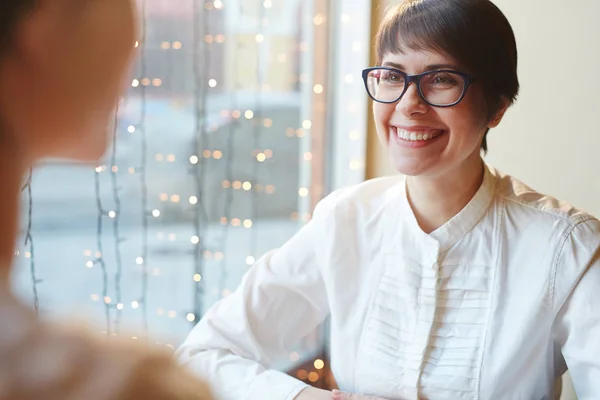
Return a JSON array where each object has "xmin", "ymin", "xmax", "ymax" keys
[
  {"xmin": 366, "ymin": 1, "xmax": 600, "ymax": 399},
  {"xmin": 486, "ymin": 0, "xmax": 600, "ymax": 219}
]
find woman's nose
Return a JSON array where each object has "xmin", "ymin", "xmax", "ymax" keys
[{"xmin": 395, "ymin": 82, "xmax": 428, "ymax": 116}]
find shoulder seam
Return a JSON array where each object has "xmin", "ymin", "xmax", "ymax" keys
[
  {"xmin": 549, "ymin": 217, "xmax": 597, "ymax": 312},
  {"xmin": 496, "ymin": 193, "xmax": 590, "ymax": 224}
]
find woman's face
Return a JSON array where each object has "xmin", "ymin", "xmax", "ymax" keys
[
  {"xmin": 0, "ymin": 0, "xmax": 138, "ymax": 162},
  {"xmin": 373, "ymin": 48, "xmax": 497, "ymax": 178}
]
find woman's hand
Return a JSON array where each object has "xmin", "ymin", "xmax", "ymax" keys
[
  {"xmin": 294, "ymin": 387, "xmax": 334, "ymax": 400},
  {"xmin": 331, "ymin": 389, "xmax": 390, "ymax": 400}
]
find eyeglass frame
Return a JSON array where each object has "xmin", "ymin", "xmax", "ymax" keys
[{"xmin": 361, "ymin": 66, "xmax": 475, "ymax": 108}]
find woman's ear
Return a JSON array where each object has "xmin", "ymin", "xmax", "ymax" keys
[{"xmin": 488, "ymin": 97, "xmax": 511, "ymax": 128}]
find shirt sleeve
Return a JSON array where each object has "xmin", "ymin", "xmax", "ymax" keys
[
  {"xmin": 175, "ymin": 200, "xmax": 332, "ymax": 400},
  {"xmin": 553, "ymin": 218, "xmax": 600, "ymax": 399}
]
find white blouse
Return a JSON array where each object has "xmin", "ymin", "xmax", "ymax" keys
[{"xmin": 177, "ymin": 163, "xmax": 600, "ymax": 400}]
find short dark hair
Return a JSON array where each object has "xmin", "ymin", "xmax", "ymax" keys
[
  {"xmin": 0, "ymin": 0, "xmax": 36, "ymax": 53},
  {"xmin": 375, "ymin": 0, "xmax": 519, "ymax": 153}
]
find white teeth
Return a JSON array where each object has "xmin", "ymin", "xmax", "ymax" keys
[{"xmin": 396, "ymin": 128, "xmax": 442, "ymax": 141}]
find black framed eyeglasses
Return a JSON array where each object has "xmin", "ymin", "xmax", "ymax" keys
[{"xmin": 361, "ymin": 67, "xmax": 475, "ymax": 107}]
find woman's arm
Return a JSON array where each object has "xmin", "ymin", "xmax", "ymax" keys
[
  {"xmin": 176, "ymin": 201, "xmax": 333, "ymax": 400},
  {"xmin": 553, "ymin": 219, "xmax": 600, "ymax": 398}
]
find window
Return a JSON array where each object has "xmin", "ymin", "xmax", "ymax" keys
[{"xmin": 12, "ymin": 0, "xmax": 370, "ymax": 380}]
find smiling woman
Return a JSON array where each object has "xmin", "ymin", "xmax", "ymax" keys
[{"xmin": 176, "ymin": 1, "xmax": 600, "ymax": 400}]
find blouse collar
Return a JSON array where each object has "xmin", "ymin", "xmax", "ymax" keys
[{"xmin": 395, "ymin": 162, "xmax": 498, "ymax": 253}]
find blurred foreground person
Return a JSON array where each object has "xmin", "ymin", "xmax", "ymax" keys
[{"xmin": 0, "ymin": 1, "xmax": 212, "ymax": 399}]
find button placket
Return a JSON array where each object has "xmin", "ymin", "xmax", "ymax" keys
[{"xmin": 414, "ymin": 243, "xmax": 441, "ymax": 396}]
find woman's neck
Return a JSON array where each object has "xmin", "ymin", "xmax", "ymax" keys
[
  {"xmin": 406, "ymin": 153, "xmax": 485, "ymax": 234},
  {"xmin": 0, "ymin": 144, "xmax": 27, "ymax": 286}
]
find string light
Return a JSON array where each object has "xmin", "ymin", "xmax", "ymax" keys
[
  {"xmin": 22, "ymin": 168, "xmax": 40, "ymax": 314},
  {"xmin": 101, "ymin": 120, "xmax": 123, "ymax": 340},
  {"xmin": 190, "ymin": 0, "xmax": 210, "ymax": 322},
  {"xmin": 313, "ymin": 14, "xmax": 326, "ymax": 26},
  {"xmin": 297, "ymin": 370, "xmax": 309, "ymax": 380},
  {"xmin": 94, "ymin": 166, "xmax": 111, "ymax": 336},
  {"xmin": 137, "ymin": 0, "xmax": 150, "ymax": 336},
  {"xmin": 314, "ymin": 359, "xmax": 325, "ymax": 369}
]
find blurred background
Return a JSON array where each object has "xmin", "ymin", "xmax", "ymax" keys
[{"xmin": 11, "ymin": 0, "xmax": 599, "ymax": 398}]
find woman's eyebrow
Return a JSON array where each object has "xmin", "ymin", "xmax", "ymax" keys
[{"xmin": 381, "ymin": 61, "xmax": 460, "ymax": 70}]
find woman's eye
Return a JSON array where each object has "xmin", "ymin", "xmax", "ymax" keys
[
  {"xmin": 429, "ymin": 73, "xmax": 458, "ymax": 86},
  {"xmin": 382, "ymin": 71, "xmax": 404, "ymax": 83}
]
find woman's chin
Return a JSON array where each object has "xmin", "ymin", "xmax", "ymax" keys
[{"xmin": 389, "ymin": 155, "xmax": 438, "ymax": 177}]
